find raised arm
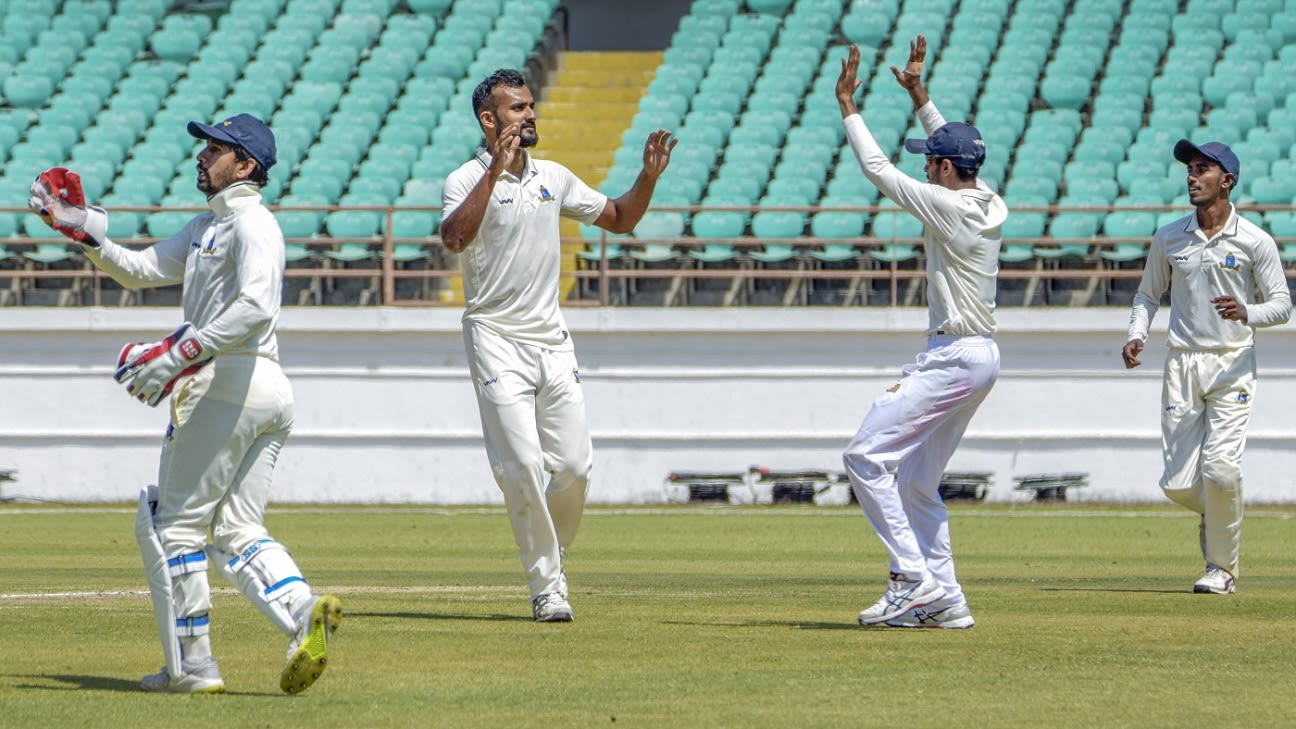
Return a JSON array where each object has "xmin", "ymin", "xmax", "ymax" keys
[
  {"xmin": 593, "ymin": 129, "xmax": 677, "ymax": 234},
  {"xmin": 889, "ymin": 35, "xmax": 931, "ymax": 111}
]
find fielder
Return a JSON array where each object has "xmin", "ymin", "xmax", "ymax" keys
[
  {"xmin": 28, "ymin": 114, "xmax": 341, "ymax": 693},
  {"xmin": 836, "ymin": 37, "xmax": 1006, "ymax": 629},
  {"xmin": 1122, "ymin": 140, "xmax": 1291, "ymax": 594},
  {"xmin": 440, "ymin": 69, "xmax": 675, "ymax": 622}
]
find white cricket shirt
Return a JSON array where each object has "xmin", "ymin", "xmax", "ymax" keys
[
  {"xmin": 843, "ymin": 102, "xmax": 1007, "ymax": 336},
  {"xmin": 85, "ymin": 182, "xmax": 284, "ymax": 360},
  {"xmin": 1128, "ymin": 205, "xmax": 1291, "ymax": 349},
  {"xmin": 442, "ymin": 148, "xmax": 608, "ymax": 349}
]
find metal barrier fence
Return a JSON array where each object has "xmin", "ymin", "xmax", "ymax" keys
[{"xmin": 1, "ymin": 202, "xmax": 1289, "ymax": 307}]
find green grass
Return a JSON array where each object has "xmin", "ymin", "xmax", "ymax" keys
[{"xmin": 1, "ymin": 503, "xmax": 1294, "ymax": 729}]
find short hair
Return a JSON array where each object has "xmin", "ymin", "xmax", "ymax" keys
[
  {"xmin": 471, "ymin": 68, "xmax": 527, "ymax": 117},
  {"xmin": 952, "ymin": 164, "xmax": 978, "ymax": 183},
  {"xmin": 233, "ymin": 146, "xmax": 269, "ymax": 186}
]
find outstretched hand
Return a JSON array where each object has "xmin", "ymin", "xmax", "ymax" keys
[
  {"xmin": 835, "ymin": 44, "xmax": 863, "ymax": 105},
  {"xmin": 890, "ymin": 35, "xmax": 927, "ymax": 89},
  {"xmin": 642, "ymin": 129, "xmax": 677, "ymax": 178}
]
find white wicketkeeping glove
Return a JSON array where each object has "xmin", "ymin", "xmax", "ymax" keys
[
  {"xmin": 114, "ymin": 323, "xmax": 212, "ymax": 407},
  {"xmin": 28, "ymin": 167, "xmax": 108, "ymax": 247}
]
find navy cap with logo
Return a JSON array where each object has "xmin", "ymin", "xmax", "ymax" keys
[
  {"xmin": 1173, "ymin": 139, "xmax": 1240, "ymax": 180},
  {"xmin": 903, "ymin": 122, "xmax": 986, "ymax": 170},
  {"xmin": 187, "ymin": 113, "xmax": 277, "ymax": 172}
]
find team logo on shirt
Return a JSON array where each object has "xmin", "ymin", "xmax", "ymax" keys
[
  {"xmin": 1237, "ymin": 389, "xmax": 1250, "ymax": 404},
  {"xmin": 538, "ymin": 185, "xmax": 554, "ymax": 203},
  {"xmin": 192, "ymin": 230, "xmax": 217, "ymax": 254},
  {"xmin": 572, "ymin": 367, "xmax": 581, "ymax": 384},
  {"xmin": 1218, "ymin": 251, "xmax": 1242, "ymax": 272}
]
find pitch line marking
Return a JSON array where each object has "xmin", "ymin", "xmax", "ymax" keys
[
  {"xmin": 0, "ymin": 584, "xmax": 526, "ymax": 602},
  {"xmin": 2, "ymin": 506, "xmax": 1293, "ymax": 519}
]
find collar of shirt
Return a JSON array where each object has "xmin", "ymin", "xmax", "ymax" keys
[
  {"xmin": 1182, "ymin": 202, "xmax": 1239, "ymax": 241},
  {"xmin": 206, "ymin": 181, "xmax": 263, "ymax": 219},
  {"xmin": 474, "ymin": 146, "xmax": 536, "ymax": 182}
]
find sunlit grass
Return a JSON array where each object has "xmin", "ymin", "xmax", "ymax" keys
[{"xmin": 1, "ymin": 503, "xmax": 1293, "ymax": 728}]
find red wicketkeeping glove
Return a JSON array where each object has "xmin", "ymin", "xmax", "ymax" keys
[{"xmin": 28, "ymin": 167, "xmax": 107, "ymax": 247}]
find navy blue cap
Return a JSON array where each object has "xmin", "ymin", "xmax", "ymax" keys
[
  {"xmin": 187, "ymin": 113, "xmax": 277, "ymax": 172},
  {"xmin": 903, "ymin": 122, "xmax": 986, "ymax": 170},
  {"xmin": 1173, "ymin": 139, "xmax": 1240, "ymax": 180}
]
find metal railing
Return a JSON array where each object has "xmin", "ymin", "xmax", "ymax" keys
[{"xmin": 1, "ymin": 202, "xmax": 1290, "ymax": 307}]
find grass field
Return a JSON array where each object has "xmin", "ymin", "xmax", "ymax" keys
[{"xmin": 1, "ymin": 502, "xmax": 1293, "ymax": 729}]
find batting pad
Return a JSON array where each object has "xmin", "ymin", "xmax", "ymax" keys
[
  {"xmin": 209, "ymin": 539, "xmax": 310, "ymax": 636},
  {"xmin": 135, "ymin": 485, "xmax": 182, "ymax": 677}
]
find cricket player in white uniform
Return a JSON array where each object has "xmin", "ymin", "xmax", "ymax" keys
[
  {"xmin": 28, "ymin": 114, "xmax": 341, "ymax": 693},
  {"xmin": 836, "ymin": 38, "xmax": 1006, "ymax": 629},
  {"xmin": 1122, "ymin": 140, "xmax": 1290, "ymax": 594},
  {"xmin": 440, "ymin": 69, "xmax": 675, "ymax": 622}
]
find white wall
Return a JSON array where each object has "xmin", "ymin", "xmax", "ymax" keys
[{"xmin": 4, "ymin": 306, "xmax": 1296, "ymax": 504}]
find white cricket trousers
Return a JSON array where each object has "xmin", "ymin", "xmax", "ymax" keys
[
  {"xmin": 843, "ymin": 335, "xmax": 999, "ymax": 606},
  {"xmin": 1160, "ymin": 347, "xmax": 1254, "ymax": 575},
  {"xmin": 464, "ymin": 323, "xmax": 592, "ymax": 598},
  {"xmin": 154, "ymin": 355, "xmax": 296, "ymax": 556},
  {"xmin": 149, "ymin": 354, "xmax": 306, "ymax": 657}
]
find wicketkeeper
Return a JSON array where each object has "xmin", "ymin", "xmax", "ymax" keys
[{"xmin": 28, "ymin": 114, "xmax": 341, "ymax": 693}]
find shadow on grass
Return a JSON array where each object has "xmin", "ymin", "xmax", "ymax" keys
[
  {"xmin": 351, "ymin": 610, "xmax": 531, "ymax": 622},
  {"xmin": 8, "ymin": 674, "xmax": 141, "ymax": 692},
  {"xmin": 662, "ymin": 620, "xmax": 861, "ymax": 630},
  {"xmin": 8, "ymin": 674, "xmax": 280, "ymax": 697},
  {"xmin": 1038, "ymin": 587, "xmax": 1188, "ymax": 594}
]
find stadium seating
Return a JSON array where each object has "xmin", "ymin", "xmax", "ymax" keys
[{"xmin": 6, "ymin": 0, "xmax": 1296, "ymax": 307}]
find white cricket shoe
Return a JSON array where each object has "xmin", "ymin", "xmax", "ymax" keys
[
  {"xmin": 531, "ymin": 592, "xmax": 573, "ymax": 622},
  {"xmin": 886, "ymin": 599, "xmax": 976, "ymax": 629},
  {"xmin": 1193, "ymin": 565, "xmax": 1236, "ymax": 594},
  {"xmin": 858, "ymin": 572, "xmax": 946, "ymax": 625},
  {"xmin": 140, "ymin": 655, "xmax": 226, "ymax": 694},
  {"xmin": 281, "ymin": 594, "xmax": 343, "ymax": 694}
]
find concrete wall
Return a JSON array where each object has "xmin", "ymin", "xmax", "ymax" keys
[{"xmin": 4, "ymin": 306, "xmax": 1296, "ymax": 504}]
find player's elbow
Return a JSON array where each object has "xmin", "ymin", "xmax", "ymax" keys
[
  {"xmin": 438, "ymin": 223, "xmax": 468, "ymax": 253},
  {"xmin": 599, "ymin": 206, "xmax": 637, "ymax": 235}
]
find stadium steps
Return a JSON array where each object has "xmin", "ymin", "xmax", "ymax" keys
[{"xmin": 535, "ymin": 50, "xmax": 660, "ymax": 300}]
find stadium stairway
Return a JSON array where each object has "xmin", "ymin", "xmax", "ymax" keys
[{"xmin": 534, "ymin": 51, "xmax": 660, "ymax": 300}]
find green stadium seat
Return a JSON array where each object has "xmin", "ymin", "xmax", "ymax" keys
[
  {"xmin": 407, "ymin": 0, "xmax": 453, "ymax": 11},
  {"xmin": 1101, "ymin": 210, "xmax": 1157, "ymax": 243},
  {"xmin": 576, "ymin": 223, "xmax": 627, "ymax": 265},
  {"xmin": 1000, "ymin": 195, "xmax": 1048, "ymax": 262},
  {"xmin": 634, "ymin": 211, "xmax": 687, "ymax": 243},
  {"xmin": 3, "ymin": 74, "xmax": 52, "ymax": 108},
  {"xmin": 1008, "ymin": 175, "xmax": 1060, "ymax": 203},
  {"xmin": 686, "ymin": 242, "xmax": 739, "ymax": 264},
  {"xmin": 1039, "ymin": 74, "xmax": 1091, "ymax": 109},
  {"xmin": 810, "ymin": 208, "xmax": 866, "ymax": 241},
  {"xmin": 1022, "ymin": 124, "xmax": 1077, "ymax": 148},
  {"xmin": 747, "ymin": 0, "xmax": 792, "ymax": 12},
  {"xmin": 22, "ymin": 242, "xmax": 80, "ymax": 265},
  {"xmin": 1203, "ymin": 65, "xmax": 1260, "ymax": 106},
  {"xmin": 326, "ymin": 206, "xmax": 381, "ymax": 240},
  {"xmin": 1099, "ymin": 75, "xmax": 1149, "ymax": 97},
  {"xmin": 841, "ymin": 11, "xmax": 890, "ymax": 47}
]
